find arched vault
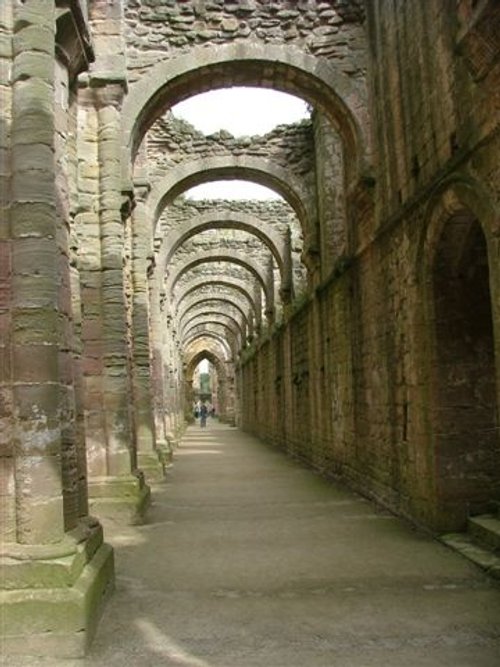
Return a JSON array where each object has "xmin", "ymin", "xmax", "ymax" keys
[
  {"xmin": 178, "ymin": 297, "xmax": 249, "ymax": 332},
  {"xmin": 149, "ymin": 156, "xmax": 311, "ymax": 236},
  {"xmin": 184, "ymin": 348, "xmax": 228, "ymax": 382},
  {"xmin": 175, "ymin": 278, "xmax": 257, "ymax": 320},
  {"xmin": 181, "ymin": 311, "xmax": 243, "ymax": 341},
  {"xmin": 166, "ymin": 251, "xmax": 272, "ymax": 310},
  {"xmin": 159, "ymin": 211, "xmax": 288, "ymax": 278},
  {"xmin": 121, "ymin": 42, "xmax": 369, "ymax": 183},
  {"xmin": 184, "ymin": 332, "xmax": 232, "ymax": 362},
  {"xmin": 182, "ymin": 321, "xmax": 239, "ymax": 355}
]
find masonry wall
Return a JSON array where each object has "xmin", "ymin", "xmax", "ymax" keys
[
  {"xmin": 241, "ymin": 1, "xmax": 500, "ymax": 532},
  {"xmin": 124, "ymin": 0, "xmax": 366, "ymax": 80},
  {"xmin": 147, "ymin": 114, "xmax": 314, "ymax": 181}
]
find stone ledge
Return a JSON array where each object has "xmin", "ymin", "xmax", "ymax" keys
[
  {"xmin": 0, "ymin": 521, "xmax": 104, "ymax": 590},
  {"xmin": 88, "ymin": 475, "xmax": 151, "ymax": 525},
  {"xmin": 440, "ymin": 532, "xmax": 500, "ymax": 579},
  {"xmin": 0, "ymin": 541, "xmax": 114, "ymax": 658},
  {"xmin": 137, "ymin": 450, "xmax": 167, "ymax": 483},
  {"xmin": 468, "ymin": 514, "xmax": 500, "ymax": 552}
]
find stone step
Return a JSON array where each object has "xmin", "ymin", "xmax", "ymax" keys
[
  {"xmin": 468, "ymin": 514, "xmax": 500, "ymax": 552},
  {"xmin": 440, "ymin": 532, "xmax": 500, "ymax": 579}
]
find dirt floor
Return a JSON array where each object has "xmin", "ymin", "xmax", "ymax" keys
[{"xmin": 6, "ymin": 421, "xmax": 500, "ymax": 666}]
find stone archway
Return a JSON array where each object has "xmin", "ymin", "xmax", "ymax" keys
[
  {"xmin": 160, "ymin": 211, "xmax": 288, "ymax": 278},
  {"xmin": 184, "ymin": 344, "xmax": 234, "ymax": 423},
  {"xmin": 121, "ymin": 42, "xmax": 369, "ymax": 183},
  {"xmin": 431, "ymin": 214, "xmax": 499, "ymax": 528},
  {"xmin": 175, "ymin": 278, "xmax": 257, "ymax": 323},
  {"xmin": 166, "ymin": 251, "xmax": 274, "ymax": 318},
  {"xmin": 178, "ymin": 297, "xmax": 250, "ymax": 333},
  {"xmin": 149, "ymin": 156, "xmax": 312, "ymax": 237},
  {"xmin": 420, "ymin": 181, "xmax": 500, "ymax": 530},
  {"xmin": 185, "ymin": 348, "xmax": 219, "ymax": 417},
  {"xmin": 181, "ymin": 310, "xmax": 244, "ymax": 341}
]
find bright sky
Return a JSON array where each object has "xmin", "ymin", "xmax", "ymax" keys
[
  {"xmin": 172, "ymin": 88, "xmax": 309, "ymax": 200},
  {"xmin": 186, "ymin": 180, "xmax": 281, "ymax": 200},
  {"xmin": 172, "ymin": 87, "xmax": 309, "ymax": 136}
]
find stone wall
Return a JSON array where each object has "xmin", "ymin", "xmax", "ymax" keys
[
  {"xmin": 240, "ymin": 0, "xmax": 500, "ymax": 532},
  {"xmin": 147, "ymin": 113, "xmax": 315, "ymax": 179},
  {"xmin": 159, "ymin": 198, "xmax": 301, "ymax": 238},
  {"xmin": 367, "ymin": 1, "xmax": 500, "ymax": 220},
  {"xmin": 124, "ymin": 0, "xmax": 366, "ymax": 81}
]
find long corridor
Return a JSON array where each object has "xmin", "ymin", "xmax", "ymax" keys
[{"xmin": 13, "ymin": 422, "xmax": 500, "ymax": 667}]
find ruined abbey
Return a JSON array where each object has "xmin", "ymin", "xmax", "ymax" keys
[{"xmin": 1, "ymin": 0, "xmax": 500, "ymax": 660}]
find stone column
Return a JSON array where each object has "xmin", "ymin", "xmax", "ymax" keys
[
  {"xmin": 130, "ymin": 184, "xmax": 164, "ymax": 480},
  {"xmin": 221, "ymin": 360, "xmax": 237, "ymax": 426},
  {"xmin": 247, "ymin": 309, "xmax": 255, "ymax": 343},
  {"xmin": 314, "ymin": 112, "xmax": 347, "ymax": 281},
  {"xmin": 253, "ymin": 280, "xmax": 263, "ymax": 337},
  {"xmin": 164, "ymin": 331, "xmax": 183, "ymax": 445},
  {"xmin": 79, "ymin": 78, "xmax": 150, "ymax": 523},
  {"xmin": 163, "ymin": 312, "xmax": 180, "ymax": 447},
  {"xmin": 0, "ymin": 0, "xmax": 13, "ymax": 546},
  {"xmin": 184, "ymin": 377, "xmax": 195, "ymax": 423},
  {"xmin": 308, "ymin": 295, "xmax": 324, "ymax": 469},
  {"xmin": 265, "ymin": 255, "xmax": 275, "ymax": 325},
  {"xmin": 280, "ymin": 226, "xmax": 294, "ymax": 317},
  {"xmin": 2, "ymin": 1, "xmax": 114, "ymax": 657}
]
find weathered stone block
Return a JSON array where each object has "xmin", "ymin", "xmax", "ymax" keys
[
  {"xmin": 12, "ymin": 51, "xmax": 53, "ymax": 83},
  {"xmin": 0, "ymin": 541, "xmax": 114, "ymax": 658},
  {"xmin": 13, "ymin": 383, "xmax": 59, "ymax": 421},
  {"xmin": 12, "ymin": 343, "xmax": 58, "ymax": 382},
  {"xmin": 12, "ymin": 273, "xmax": 57, "ymax": 308},
  {"xmin": 10, "ymin": 202, "xmax": 57, "ymax": 238}
]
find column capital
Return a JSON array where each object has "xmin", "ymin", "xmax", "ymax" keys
[{"xmin": 79, "ymin": 75, "xmax": 128, "ymax": 107}]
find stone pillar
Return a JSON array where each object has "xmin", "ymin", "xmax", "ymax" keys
[
  {"xmin": 0, "ymin": 0, "xmax": 13, "ymax": 547},
  {"xmin": 184, "ymin": 377, "xmax": 195, "ymax": 423},
  {"xmin": 222, "ymin": 361, "xmax": 237, "ymax": 426},
  {"xmin": 253, "ymin": 280, "xmax": 263, "ymax": 337},
  {"xmin": 308, "ymin": 295, "xmax": 324, "ymax": 469},
  {"xmin": 1, "ymin": 1, "xmax": 114, "ymax": 657},
  {"xmin": 163, "ymin": 313, "xmax": 181, "ymax": 447},
  {"xmin": 148, "ymin": 283, "xmax": 170, "ymax": 460},
  {"xmin": 314, "ymin": 111, "xmax": 347, "ymax": 281},
  {"xmin": 265, "ymin": 255, "xmax": 275, "ymax": 325},
  {"xmin": 280, "ymin": 226, "xmax": 294, "ymax": 316},
  {"xmin": 247, "ymin": 309, "xmax": 255, "ymax": 343},
  {"xmin": 165, "ymin": 334, "xmax": 184, "ymax": 444},
  {"xmin": 130, "ymin": 184, "xmax": 164, "ymax": 481},
  {"xmin": 79, "ymin": 78, "xmax": 150, "ymax": 523}
]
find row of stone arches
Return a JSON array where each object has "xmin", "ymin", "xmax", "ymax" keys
[{"xmin": 2, "ymin": 0, "xmax": 499, "ymax": 658}]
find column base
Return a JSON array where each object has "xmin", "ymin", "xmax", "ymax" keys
[
  {"xmin": 159, "ymin": 437, "xmax": 176, "ymax": 460},
  {"xmin": 137, "ymin": 450, "xmax": 167, "ymax": 483},
  {"xmin": 0, "ymin": 518, "xmax": 115, "ymax": 658},
  {"xmin": 88, "ymin": 472, "xmax": 151, "ymax": 525}
]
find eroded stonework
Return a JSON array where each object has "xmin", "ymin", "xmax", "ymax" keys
[{"xmin": 1, "ymin": 0, "xmax": 499, "ymax": 658}]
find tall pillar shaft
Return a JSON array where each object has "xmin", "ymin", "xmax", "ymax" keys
[
  {"xmin": 149, "ymin": 288, "xmax": 172, "ymax": 457},
  {"xmin": 2, "ymin": 2, "xmax": 114, "ymax": 658},
  {"xmin": 130, "ymin": 192, "xmax": 164, "ymax": 479},
  {"xmin": 10, "ymin": 0, "xmax": 65, "ymax": 544},
  {"xmin": 79, "ymin": 80, "xmax": 149, "ymax": 522}
]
